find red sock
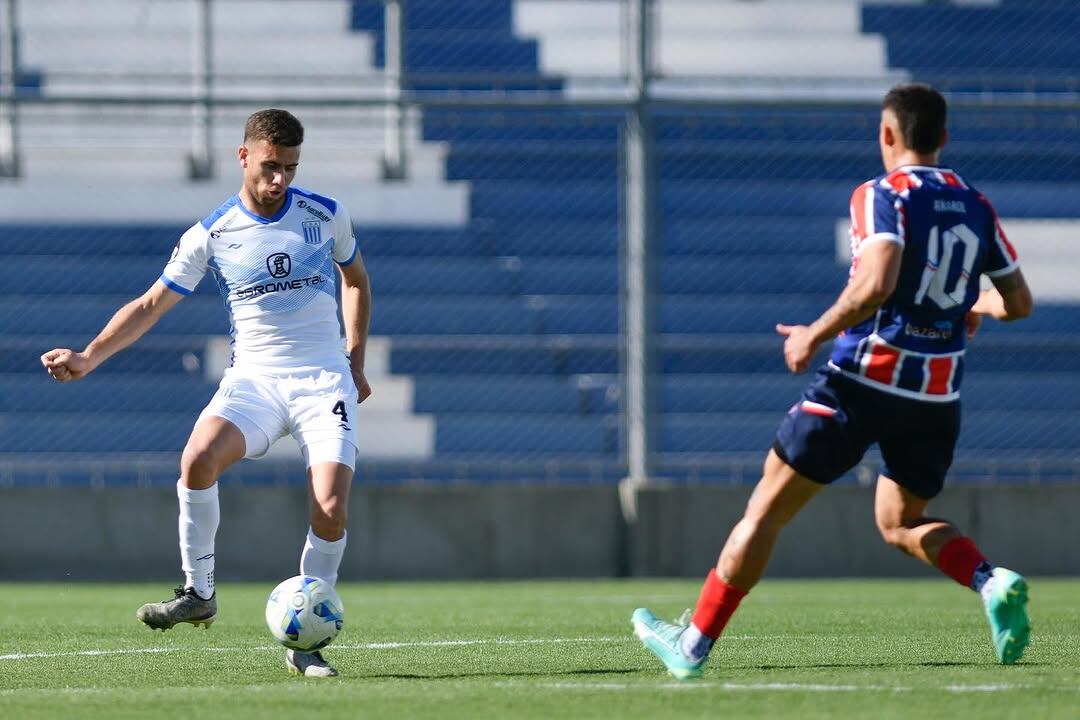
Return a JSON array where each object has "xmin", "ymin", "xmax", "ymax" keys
[
  {"xmin": 690, "ymin": 569, "xmax": 748, "ymax": 639},
  {"xmin": 937, "ymin": 536, "xmax": 986, "ymax": 588}
]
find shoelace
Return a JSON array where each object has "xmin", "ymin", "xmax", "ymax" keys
[{"xmin": 675, "ymin": 608, "xmax": 693, "ymax": 628}]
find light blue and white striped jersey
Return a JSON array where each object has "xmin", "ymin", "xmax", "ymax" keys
[{"xmin": 162, "ymin": 186, "xmax": 358, "ymax": 372}]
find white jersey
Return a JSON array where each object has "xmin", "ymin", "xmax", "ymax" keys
[{"xmin": 161, "ymin": 186, "xmax": 358, "ymax": 373}]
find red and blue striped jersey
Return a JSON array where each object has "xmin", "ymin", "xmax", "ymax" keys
[{"xmin": 828, "ymin": 165, "xmax": 1020, "ymax": 402}]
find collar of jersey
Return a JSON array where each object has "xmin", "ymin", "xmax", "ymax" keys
[
  {"xmin": 236, "ymin": 188, "xmax": 293, "ymax": 225},
  {"xmin": 896, "ymin": 164, "xmax": 949, "ymax": 173}
]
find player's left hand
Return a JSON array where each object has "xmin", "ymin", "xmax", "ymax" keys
[
  {"xmin": 352, "ymin": 368, "xmax": 372, "ymax": 404},
  {"xmin": 776, "ymin": 323, "xmax": 818, "ymax": 374},
  {"xmin": 964, "ymin": 311, "xmax": 982, "ymax": 340}
]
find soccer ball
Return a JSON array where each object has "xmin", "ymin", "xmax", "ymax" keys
[{"xmin": 264, "ymin": 575, "xmax": 344, "ymax": 651}]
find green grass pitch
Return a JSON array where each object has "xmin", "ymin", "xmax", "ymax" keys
[{"xmin": 1, "ymin": 579, "xmax": 1077, "ymax": 719}]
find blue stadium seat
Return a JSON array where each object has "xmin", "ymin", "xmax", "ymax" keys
[
  {"xmin": 359, "ymin": 224, "xmax": 496, "ymax": 257},
  {"xmin": 659, "ymin": 374, "xmax": 1080, "ymax": 414},
  {"xmin": 365, "ymin": 258, "xmax": 518, "ymax": 295},
  {"xmin": 0, "ymin": 337, "xmax": 209, "ymax": 375},
  {"xmin": 863, "ymin": 5, "xmax": 1080, "ymax": 73},
  {"xmin": 434, "ymin": 415, "xmax": 615, "ymax": 454},
  {"xmin": 0, "ymin": 375, "xmax": 217, "ymax": 413},
  {"xmin": 0, "ymin": 414, "xmax": 196, "ymax": 453},
  {"xmin": 385, "ymin": 332, "xmax": 1080, "ymax": 377},
  {"xmin": 412, "ymin": 376, "xmax": 585, "ymax": 414},
  {"xmin": 5, "ymin": 257, "xmax": 181, "ymax": 296},
  {"xmin": 389, "ymin": 339, "xmax": 618, "ymax": 376},
  {"xmin": 0, "ymin": 297, "xmax": 229, "ymax": 335},
  {"xmin": 0, "ymin": 224, "xmax": 181, "ymax": 256},
  {"xmin": 660, "ymin": 411, "xmax": 1080, "ymax": 454}
]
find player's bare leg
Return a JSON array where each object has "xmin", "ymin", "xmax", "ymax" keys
[
  {"xmin": 875, "ymin": 476, "xmax": 1029, "ymax": 664},
  {"xmin": 136, "ymin": 417, "xmax": 245, "ymax": 631},
  {"xmin": 873, "ymin": 474, "xmax": 961, "ymax": 563},
  {"xmin": 717, "ymin": 450, "xmax": 825, "ymax": 589},
  {"xmin": 634, "ymin": 450, "xmax": 824, "ymax": 678},
  {"xmin": 286, "ymin": 460, "xmax": 353, "ymax": 677}
]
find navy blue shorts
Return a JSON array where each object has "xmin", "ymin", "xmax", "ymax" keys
[{"xmin": 773, "ymin": 367, "xmax": 960, "ymax": 499}]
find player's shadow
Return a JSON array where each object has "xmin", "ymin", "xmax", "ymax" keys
[
  {"xmin": 360, "ymin": 668, "xmax": 638, "ymax": 680},
  {"xmin": 748, "ymin": 660, "xmax": 981, "ymax": 670}
]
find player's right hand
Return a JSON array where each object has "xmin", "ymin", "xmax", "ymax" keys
[
  {"xmin": 40, "ymin": 348, "xmax": 93, "ymax": 383},
  {"xmin": 776, "ymin": 323, "xmax": 817, "ymax": 374},
  {"xmin": 964, "ymin": 311, "xmax": 982, "ymax": 340}
]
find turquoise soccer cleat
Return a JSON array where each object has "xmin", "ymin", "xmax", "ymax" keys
[
  {"xmin": 983, "ymin": 567, "xmax": 1030, "ymax": 665},
  {"xmin": 631, "ymin": 607, "xmax": 705, "ymax": 680}
]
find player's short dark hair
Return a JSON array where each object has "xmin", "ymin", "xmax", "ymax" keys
[
  {"xmin": 883, "ymin": 84, "xmax": 947, "ymax": 154},
  {"xmin": 244, "ymin": 109, "xmax": 304, "ymax": 147}
]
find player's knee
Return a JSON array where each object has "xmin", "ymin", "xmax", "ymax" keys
[
  {"xmin": 180, "ymin": 443, "xmax": 225, "ymax": 483},
  {"xmin": 875, "ymin": 516, "xmax": 907, "ymax": 548}
]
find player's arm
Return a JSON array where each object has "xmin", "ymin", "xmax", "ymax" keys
[
  {"xmin": 338, "ymin": 252, "xmax": 372, "ymax": 403},
  {"xmin": 776, "ymin": 240, "xmax": 903, "ymax": 373},
  {"xmin": 971, "ymin": 268, "xmax": 1033, "ymax": 322},
  {"xmin": 40, "ymin": 280, "xmax": 185, "ymax": 383}
]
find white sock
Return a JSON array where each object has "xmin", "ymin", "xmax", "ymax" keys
[
  {"xmin": 975, "ymin": 562, "xmax": 998, "ymax": 603},
  {"xmin": 679, "ymin": 622, "xmax": 714, "ymax": 663},
  {"xmin": 177, "ymin": 481, "xmax": 219, "ymax": 600},
  {"xmin": 300, "ymin": 527, "xmax": 347, "ymax": 587}
]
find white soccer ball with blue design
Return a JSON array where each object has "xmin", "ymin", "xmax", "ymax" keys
[{"xmin": 265, "ymin": 575, "xmax": 344, "ymax": 651}]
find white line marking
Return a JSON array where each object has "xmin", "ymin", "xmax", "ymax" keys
[
  {"xmin": 0, "ymin": 647, "xmax": 174, "ymax": 661},
  {"xmin": 513, "ymin": 681, "xmax": 1047, "ymax": 693},
  {"xmin": 0, "ymin": 636, "xmax": 630, "ymax": 662}
]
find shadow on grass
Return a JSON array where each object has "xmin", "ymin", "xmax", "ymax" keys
[
  {"xmin": 359, "ymin": 667, "xmax": 639, "ymax": 680},
  {"xmin": 747, "ymin": 660, "xmax": 984, "ymax": 670}
]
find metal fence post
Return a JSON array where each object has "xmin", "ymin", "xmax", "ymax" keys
[
  {"xmin": 0, "ymin": 0, "xmax": 20, "ymax": 178},
  {"xmin": 188, "ymin": 0, "xmax": 213, "ymax": 179},
  {"xmin": 382, "ymin": 0, "xmax": 408, "ymax": 180},
  {"xmin": 619, "ymin": 0, "xmax": 657, "ymax": 524}
]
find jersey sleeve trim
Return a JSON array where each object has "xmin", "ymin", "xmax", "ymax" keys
[
  {"xmin": 160, "ymin": 274, "xmax": 195, "ymax": 296},
  {"xmin": 335, "ymin": 242, "xmax": 359, "ymax": 267},
  {"xmin": 856, "ymin": 232, "xmax": 903, "ymax": 252},
  {"xmin": 200, "ymin": 196, "xmax": 239, "ymax": 230},
  {"xmin": 984, "ymin": 261, "xmax": 1020, "ymax": 279}
]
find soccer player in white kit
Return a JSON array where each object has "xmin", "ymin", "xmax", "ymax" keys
[{"xmin": 40, "ymin": 109, "xmax": 372, "ymax": 678}]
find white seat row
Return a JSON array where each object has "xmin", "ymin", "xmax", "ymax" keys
[{"xmin": 515, "ymin": 0, "xmax": 897, "ymax": 79}]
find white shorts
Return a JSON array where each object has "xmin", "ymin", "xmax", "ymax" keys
[{"xmin": 198, "ymin": 367, "xmax": 359, "ymax": 469}]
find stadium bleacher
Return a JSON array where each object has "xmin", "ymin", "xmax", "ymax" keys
[{"xmin": 1, "ymin": 0, "xmax": 1078, "ymax": 484}]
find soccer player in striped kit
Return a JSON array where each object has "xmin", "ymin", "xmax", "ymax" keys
[
  {"xmin": 633, "ymin": 84, "xmax": 1034, "ymax": 678},
  {"xmin": 42, "ymin": 109, "xmax": 371, "ymax": 678}
]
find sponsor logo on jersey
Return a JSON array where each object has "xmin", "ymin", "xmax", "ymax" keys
[
  {"xmin": 904, "ymin": 321, "xmax": 954, "ymax": 341},
  {"xmin": 266, "ymin": 252, "xmax": 291, "ymax": 278},
  {"xmin": 302, "ymin": 220, "xmax": 323, "ymax": 245},
  {"xmin": 934, "ymin": 200, "xmax": 966, "ymax": 213},
  {"xmin": 297, "ymin": 199, "xmax": 332, "ymax": 223},
  {"xmin": 209, "ymin": 213, "xmax": 240, "ymax": 239},
  {"xmin": 232, "ymin": 273, "xmax": 326, "ymax": 300}
]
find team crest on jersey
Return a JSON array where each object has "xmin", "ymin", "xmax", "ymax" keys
[
  {"xmin": 267, "ymin": 253, "xmax": 291, "ymax": 278},
  {"xmin": 302, "ymin": 221, "xmax": 323, "ymax": 245}
]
